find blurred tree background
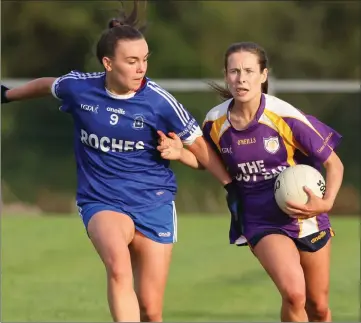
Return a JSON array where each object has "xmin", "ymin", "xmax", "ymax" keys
[{"xmin": 1, "ymin": 0, "xmax": 360, "ymax": 214}]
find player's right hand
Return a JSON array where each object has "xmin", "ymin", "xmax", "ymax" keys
[{"xmin": 1, "ymin": 85, "xmax": 11, "ymax": 103}]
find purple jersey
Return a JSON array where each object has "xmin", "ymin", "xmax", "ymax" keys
[{"xmin": 202, "ymin": 94, "xmax": 342, "ymax": 243}]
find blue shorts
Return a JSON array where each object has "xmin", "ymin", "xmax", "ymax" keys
[{"xmin": 76, "ymin": 201, "xmax": 177, "ymax": 244}]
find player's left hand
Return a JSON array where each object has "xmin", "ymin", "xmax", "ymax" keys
[
  {"xmin": 157, "ymin": 130, "xmax": 183, "ymax": 160},
  {"xmin": 157, "ymin": 130, "xmax": 183, "ymax": 149},
  {"xmin": 286, "ymin": 186, "xmax": 332, "ymax": 219}
]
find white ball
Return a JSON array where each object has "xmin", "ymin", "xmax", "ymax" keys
[{"xmin": 274, "ymin": 164, "xmax": 326, "ymax": 215}]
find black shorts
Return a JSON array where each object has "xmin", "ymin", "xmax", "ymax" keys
[{"xmin": 247, "ymin": 228, "xmax": 334, "ymax": 253}]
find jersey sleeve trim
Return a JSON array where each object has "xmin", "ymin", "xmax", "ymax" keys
[
  {"xmin": 51, "ymin": 77, "xmax": 61, "ymax": 100},
  {"xmin": 182, "ymin": 126, "xmax": 203, "ymax": 146}
]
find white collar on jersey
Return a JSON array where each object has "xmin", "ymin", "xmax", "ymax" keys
[{"xmin": 105, "ymin": 87, "xmax": 136, "ymax": 100}]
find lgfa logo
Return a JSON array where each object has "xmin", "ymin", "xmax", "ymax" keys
[
  {"xmin": 221, "ymin": 147, "xmax": 233, "ymax": 154},
  {"xmin": 81, "ymin": 104, "xmax": 98, "ymax": 114}
]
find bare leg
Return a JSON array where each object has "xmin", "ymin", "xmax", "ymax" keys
[
  {"xmin": 130, "ymin": 231, "xmax": 173, "ymax": 322},
  {"xmin": 253, "ymin": 234, "xmax": 308, "ymax": 322},
  {"xmin": 87, "ymin": 211, "xmax": 139, "ymax": 322},
  {"xmin": 301, "ymin": 239, "xmax": 332, "ymax": 322}
]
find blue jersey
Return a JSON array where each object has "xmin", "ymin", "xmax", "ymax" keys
[{"xmin": 51, "ymin": 71, "xmax": 202, "ymax": 212}]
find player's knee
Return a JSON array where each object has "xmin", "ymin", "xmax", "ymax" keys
[
  {"xmin": 282, "ymin": 288, "xmax": 306, "ymax": 309},
  {"xmin": 138, "ymin": 296, "xmax": 163, "ymax": 322},
  {"xmin": 105, "ymin": 259, "xmax": 133, "ymax": 288},
  {"xmin": 140, "ymin": 310, "xmax": 162, "ymax": 322},
  {"xmin": 306, "ymin": 297, "xmax": 329, "ymax": 320},
  {"xmin": 139, "ymin": 303, "xmax": 162, "ymax": 322}
]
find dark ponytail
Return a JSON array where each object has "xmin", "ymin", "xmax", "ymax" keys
[
  {"xmin": 108, "ymin": 19, "xmax": 124, "ymax": 29},
  {"xmin": 107, "ymin": 0, "xmax": 147, "ymax": 31},
  {"xmin": 208, "ymin": 81, "xmax": 233, "ymax": 101},
  {"xmin": 96, "ymin": 0, "xmax": 147, "ymax": 65}
]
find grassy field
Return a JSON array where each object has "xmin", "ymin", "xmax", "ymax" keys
[{"xmin": 1, "ymin": 215, "xmax": 359, "ymax": 322}]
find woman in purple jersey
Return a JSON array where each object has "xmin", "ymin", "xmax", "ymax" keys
[
  {"xmin": 158, "ymin": 42, "xmax": 344, "ymax": 322},
  {"xmin": 1, "ymin": 1, "xmax": 243, "ymax": 322}
]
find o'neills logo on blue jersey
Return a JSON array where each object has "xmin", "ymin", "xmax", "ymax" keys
[{"xmin": 80, "ymin": 129, "xmax": 144, "ymax": 152}]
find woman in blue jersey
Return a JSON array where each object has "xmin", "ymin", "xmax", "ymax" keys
[
  {"xmin": 1, "ymin": 2, "xmax": 242, "ymax": 322},
  {"xmin": 157, "ymin": 42, "xmax": 344, "ymax": 322}
]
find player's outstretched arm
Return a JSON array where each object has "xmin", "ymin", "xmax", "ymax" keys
[
  {"xmin": 157, "ymin": 130, "xmax": 204, "ymax": 169},
  {"xmin": 157, "ymin": 130, "xmax": 231, "ymax": 184},
  {"xmin": 187, "ymin": 136, "xmax": 232, "ymax": 186},
  {"xmin": 1, "ymin": 78, "xmax": 56, "ymax": 103},
  {"xmin": 158, "ymin": 131, "xmax": 240, "ymax": 220}
]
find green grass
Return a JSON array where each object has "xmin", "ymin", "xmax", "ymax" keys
[{"xmin": 1, "ymin": 215, "xmax": 359, "ymax": 322}]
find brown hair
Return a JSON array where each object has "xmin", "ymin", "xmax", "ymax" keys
[
  {"xmin": 96, "ymin": 0, "xmax": 147, "ymax": 65},
  {"xmin": 210, "ymin": 42, "xmax": 269, "ymax": 100}
]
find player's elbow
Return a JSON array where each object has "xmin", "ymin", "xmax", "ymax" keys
[{"xmin": 324, "ymin": 151, "xmax": 344, "ymax": 174}]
